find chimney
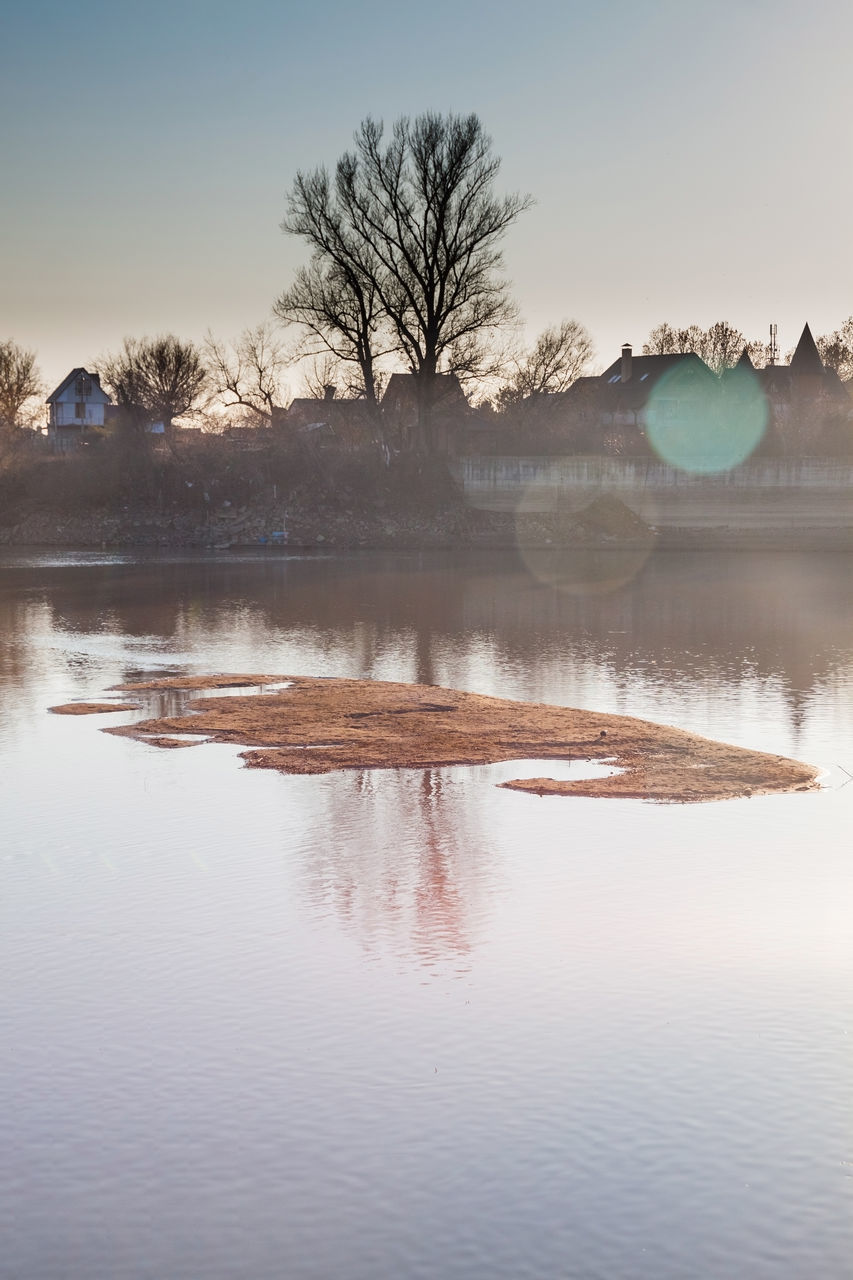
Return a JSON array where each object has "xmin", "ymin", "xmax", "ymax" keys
[
  {"xmin": 621, "ymin": 343, "xmax": 632, "ymax": 383},
  {"xmin": 323, "ymin": 384, "xmax": 336, "ymax": 401}
]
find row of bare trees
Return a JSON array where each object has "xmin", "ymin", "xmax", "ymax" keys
[
  {"xmin": 4, "ymin": 306, "xmax": 851, "ymax": 446},
  {"xmin": 4, "ymin": 111, "xmax": 853, "ymax": 446},
  {"xmin": 643, "ymin": 318, "xmax": 853, "ymax": 380},
  {"xmin": 642, "ymin": 321, "xmax": 763, "ymax": 373}
]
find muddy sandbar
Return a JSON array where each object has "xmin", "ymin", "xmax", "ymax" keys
[{"xmin": 99, "ymin": 674, "xmax": 818, "ymax": 803}]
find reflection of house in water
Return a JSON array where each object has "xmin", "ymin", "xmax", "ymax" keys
[{"xmin": 46, "ymin": 368, "xmax": 113, "ymax": 452}]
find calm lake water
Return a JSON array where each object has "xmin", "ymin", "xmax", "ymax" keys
[{"xmin": 1, "ymin": 546, "xmax": 852, "ymax": 1280}]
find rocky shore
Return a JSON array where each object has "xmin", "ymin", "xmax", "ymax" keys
[
  {"xmin": 3, "ymin": 493, "xmax": 851, "ymax": 551},
  {"xmin": 0, "ymin": 491, "xmax": 657, "ymax": 551}
]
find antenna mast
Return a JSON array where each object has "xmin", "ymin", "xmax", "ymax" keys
[{"xmin": 769, "ymin": 323, "xmax": 778, "ymax": 366}]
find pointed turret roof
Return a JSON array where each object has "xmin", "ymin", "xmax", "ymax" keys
[
  {"xmin": 736, "ymin": 347, "xmax": 754, "ymax": 369},
  {"xmin": 789, "ymin": 323, "xmax": 825, "ymax": 377}
]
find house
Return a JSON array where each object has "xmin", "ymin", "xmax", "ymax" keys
[
  {"xmin": 552, "ymin": 327, "xmax": 852, "ymax": 460},
  {"xmin": 750, "ymin": 324, "xmax": 852, "ymax": 454},
  {"xmin": 281, "ymin": 385, "xmax": 377, "ymax": 450},
  {"xmin": 46, "ymin": 368, "xmax": 113, "ymax": 451},
  {"xmin": 553, "ymin": 345, "xmax": 718, "ymax": 455},
  {"xmin": 599, "ymin": 346, "xmax": 717, "ymax": 429},
  {"xmin": 281, "ymin": 373, "xmax": 474, "ymax": 454},
  {"xmin": 381, "ymin": 372, "xmax": 471, "ymax": 453}
]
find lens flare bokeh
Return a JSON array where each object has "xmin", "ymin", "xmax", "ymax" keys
[
  {"xmin": 646, "ymin": 364, "xmax": 767, "ymax": 474},
  {"xmin": 514, "ymin": 471, "xmax": 658, "ymax": 596}
]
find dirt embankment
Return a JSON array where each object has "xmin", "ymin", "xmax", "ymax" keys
[{"xmin": 95, "ymin": 673, "xmax": 819, "ymax": 804}]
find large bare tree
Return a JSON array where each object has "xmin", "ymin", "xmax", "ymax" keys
[
  {"xmin": 205, "ymin": 323, "xmax": 291, "ymax": 425},
  {"xmin": 0, "ymin": 339, "xmax": 43, "ymax": 431},
  {"xmin": 280, "ymin": 112, "xmax": 532, "ymax": 450},
  {"xmin": 99, "ymin": 335, "xmax": 207, "ymax": 435}
]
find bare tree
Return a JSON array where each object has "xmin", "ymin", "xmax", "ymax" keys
[
  {"xmin": 0, "ymin": 339, "xmax": 43, "ymax": 431},
  {"xmin": 816, "ymin": 317, "xmax": 853, "ymax": 381},
  {"xmin": 642, "ymin": 320, "xmax": 750, "ymax": 373},
  {"xmin": 642, "ymin": 322, "xmax": 684, "ymax": 356},
  {"xmin": 298, "ymin": 352, "xmax": 348, "ymax": 401},
  {"xmin": 497, "ymin": 319, "xmax": 594, "ymax": 407},
  {"xmin": 274, "ymin": 249, "xmax": 392, "ymax": 413},
  {"xmin": 744, "ymin": 339, "xmax": 770, "ymax": 368},
  {"xmin": 701, "ymin": 321, "xmax": 751, "ymax": 373},
  {"xmin": 99, "ymin": 335, "xmax": 207, "ymax": 435},
  {"xmin": 205, "ymin": 323, "xmax": 291, "ymax": 424},
  {"xmin": 281, "ymin": 112, "xmax": 532, "ymax": 450}
]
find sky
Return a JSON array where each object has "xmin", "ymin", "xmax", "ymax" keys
[{"xmin": 2, "ymin": 0, "xmax": 852, "ymax": 399}]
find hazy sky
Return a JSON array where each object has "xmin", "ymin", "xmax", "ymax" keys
[{"xmin": 2, "ymin": 0, "xmax": 852, "ymax": 396}]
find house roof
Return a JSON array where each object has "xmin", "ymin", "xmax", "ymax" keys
[
  {"xmin": 559, "ymin": 375, "xmax": 600, "ymax": 401},
  {"xmin": 719, "ymin": 348, "xmax": 757, "ymax": 383},
  {"xmin": 598, "ymin": 352, "xmax": 715, "ymax": 411},
  {"xmin": 755, "ymin": 362, "xmax": 849, "ymax": 402},
  {"xmin": 753, "ymin": 326, "xmax": 849, "ymax": 401},
  {"xmin": 789, "ymin": 323, "xmax": 825, "ymax": 377},
  {"xmin": 46, "ymin": 367, "xmax": 111, "ymax": 404},
  {"xmin": 284, "ymin": 397, "xmax": 373, "ymax": 429},
  {"xmin": 382, "ymin": 372, "xmax": 469, "ymax": 411},
  {"xmin": 600, "ymin": 353, "xmax": 707, "ymax": 384}
]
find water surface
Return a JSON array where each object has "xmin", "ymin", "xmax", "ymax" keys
[{"xmin": 1, "ymin": 548, "xmax": 851, "ymax": 1279}]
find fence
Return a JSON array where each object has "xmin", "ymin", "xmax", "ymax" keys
[{"xmin": 450, "ymin": 457, "xmax": 853, "ymax": 529}]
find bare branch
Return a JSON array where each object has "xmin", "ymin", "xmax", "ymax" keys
[
  {"xmin": 205, "ymin": 323, "xmax": 292, "ymax": 423},
  {"xmin": 0, "ymin": 340, "xmax": 43, "ymax": 431}
]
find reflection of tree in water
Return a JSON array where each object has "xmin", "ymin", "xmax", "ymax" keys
[
  {"xmin": 4, "ymin": 548, "xmax": 852, "ymax": 957},
  {"xmin": 299, "ymin": 765, "xmax": 495, "ymax": 973},
  {"xmin": 0, "ymin": 598, "xmax": 59, "ymax": 722},
  {"xmin": 3, "ymin": 548, "xmax": 853, "ymax": 744},
  {"xmin": 410, "ymin": 770, "xmax": 471, "ymax": 965}
]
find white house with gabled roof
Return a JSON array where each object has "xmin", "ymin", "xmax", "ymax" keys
[{"xmin": 46, "ymin": 368, "xmax": 113, "ymax": 449}]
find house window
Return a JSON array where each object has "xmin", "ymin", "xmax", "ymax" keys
[
  {"xmin": 75, "ymin": 402, "xmax": 86, "ymax": 419},
  {"xmin": 75, "ymin": 375, "xmax": 92, "ymax": 397}
]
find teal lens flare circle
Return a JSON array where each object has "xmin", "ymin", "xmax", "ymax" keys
[{"xmin": 646, "ymin": 365, "xmax": 767, "ymax": 474}]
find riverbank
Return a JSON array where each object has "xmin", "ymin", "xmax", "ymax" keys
[{"xmin": 4, "ymin": 494, "xmax": 853, "ymax": 550}]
